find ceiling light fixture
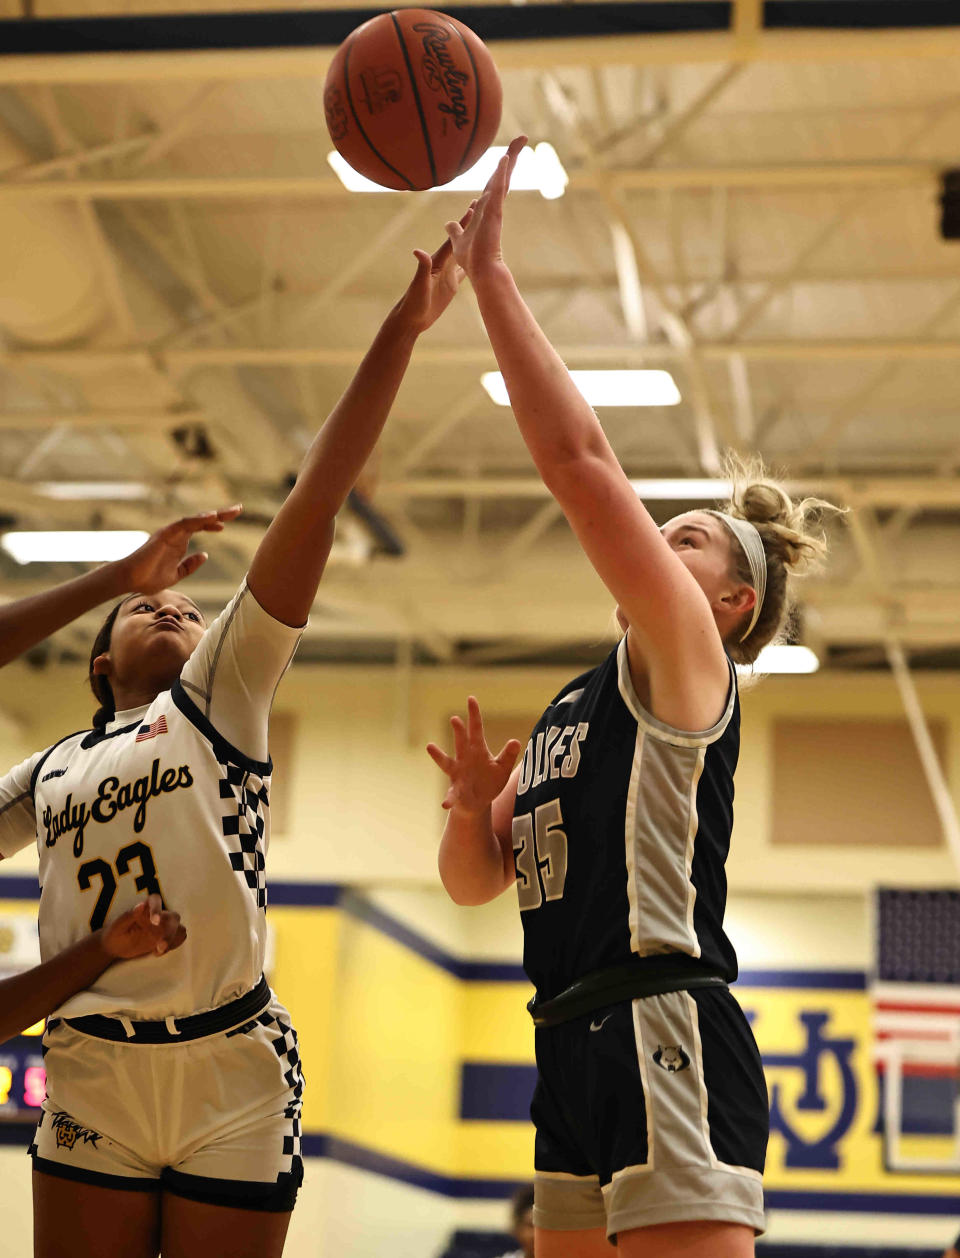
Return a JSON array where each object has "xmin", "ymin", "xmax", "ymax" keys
[
  {"xmin": 742, "ymin": 645, "xmax": 820, "ymax": 675},
  {"xmin": 482, "ymin": 369, "xmax": 681, "ymax": 408},
  {"xmin": 629, "ymin": 479, "xmax": 733, "ymax": 500},
  {"xmin": 1, "ymin": 531, "xmax": 150, "ymax": 564},
  {"xmin": 35, "ymin": 482, "xmax": 151, "ymax": 501},
  {"xmin": 327, "ymin": 142, "xmax": 569, "ymax": 200}
]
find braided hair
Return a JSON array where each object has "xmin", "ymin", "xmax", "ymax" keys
[{"xmin": 87, "ymin": 600, "xmax": 124, "ymax": 731}]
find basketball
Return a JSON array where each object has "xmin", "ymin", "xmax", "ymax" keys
[{"xmin": 323, "ymin": 8, "xmax": 503, "ymax": 192}]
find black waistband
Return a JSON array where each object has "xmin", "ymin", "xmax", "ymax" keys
[
  {"xmin": 61, "ymin": 975, "xmax": 271, "ymax": 1044},
  {"xmin": 528, "ymin": 959, "xmax": 727, "ymax": 1028}
]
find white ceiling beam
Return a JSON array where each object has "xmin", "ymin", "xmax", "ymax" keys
[
  {"xmin": 0, "ymin": 408, "xmax": 198, "ymax": 430},
  {"xmin": 591, "ymin": 63, "xmax": 749, "ymax": 470},
  {"xmin": 886, "ymin": 637, "xmax": 960, "ymax": 872},
  {"xmin": 377, "ymin": 475, "xmax": 960, "ymax": 510},
  {"xmin": 0, "ymin": 163, "xmax": 939, "ymax": 201},
  {"xmin": 538, "ymin": 59, "xmax": 739, "ymax": 470},
  {"xmin": 715, "ymin": 288, "xmax": 756, "ymax": 441},
  {"xmin": 608, "ymin": 220, "xmax": 648, "ymax": 343},
  {"xmin": 10, "ymin": 337, "xmax": 960, "ymax": 373}
]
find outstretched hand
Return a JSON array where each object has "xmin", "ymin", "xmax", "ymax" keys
[
  {"xmin": 427, "ymin": 696, "xmax": 521, "ymax": 816},
  {"xmin": 395, "ymin": 205, "xmax": 476, "ymax": 334},
  {"xmin": 118, "ymin": 506, "xmax": 242, "ymax": 594},
  {"xmin": 101, "ymin": 895, "xmax": 187, "ymax": 960},
  {"xmin": 444, "ymin": 136, "xmax": 526, "ymax": 278}
]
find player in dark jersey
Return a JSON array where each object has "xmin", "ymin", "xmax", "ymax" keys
[
  {"xmin": 0, "ymin": 512, "xmax": 232, "ymax": 1040},
  {"xmin": 429, "ymin": 141, "xmax": 832, "ymax": 1257}
]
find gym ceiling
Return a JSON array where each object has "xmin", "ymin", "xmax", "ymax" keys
[{"xmin": 1, "ymin": 1, "xmax": 959, "ymax": 671}]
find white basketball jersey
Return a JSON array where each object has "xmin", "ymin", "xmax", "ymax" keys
[{"xmin": 0, "ymin": 582, "xmax": 303, "ymax": 1020}]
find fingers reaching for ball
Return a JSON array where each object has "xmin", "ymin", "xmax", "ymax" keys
[{"xmin": 444, "ymin": 135, "xmax": 527, "ymax": 279}]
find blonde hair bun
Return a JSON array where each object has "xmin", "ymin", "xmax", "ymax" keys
[
  {"xmin": 716, "ymin": 455, "xmax": 841, "ymax": 664},
  {"xmin": 727, "ymin": 474, "xmax": 829, "ymax": 578}
]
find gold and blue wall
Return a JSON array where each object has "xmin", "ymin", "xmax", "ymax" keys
[{"xmin": 2, "ymin": 875, "xmax": 959, "ymax": 1238}]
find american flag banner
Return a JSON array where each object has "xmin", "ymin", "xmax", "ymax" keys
[
  {"xmin": 872, "ymin": 889, "xmax": 960, "ymax": 1172},
  {"xmin": 135, "ymin": 714, "xmax": 168, "ymax": 743}
]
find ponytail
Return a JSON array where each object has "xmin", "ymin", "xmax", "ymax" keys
[{"xmin": 88, "ymin": 601, "xmax": 123, "ymax": 730}]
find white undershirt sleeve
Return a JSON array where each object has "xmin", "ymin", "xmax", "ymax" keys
[
  {"xmin": 177, "ymin": 581, "xmax": 305, "ymax": 764},
  {"xmin": 0, "ymin": 750, "xmax": 43, "ymax": 859}
]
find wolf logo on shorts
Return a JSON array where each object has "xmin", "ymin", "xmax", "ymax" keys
[{"xmin": 653, "ymin": 1044, "xmax": 690, "ymax": 1073}]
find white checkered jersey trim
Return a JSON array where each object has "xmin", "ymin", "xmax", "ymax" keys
[
  {"xmin": 218, "ymin": 761, "xmax": 270, "ymax": 911},
  {"xmin": 226, "ymin": 1007, "xmax": 303, "ymax": 1165},
  {"xmin": 260, "ymin": 1009, "xmax": 302, "ymax": 1163}
]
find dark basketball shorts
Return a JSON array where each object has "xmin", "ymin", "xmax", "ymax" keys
[
  {"xmin": 531, "ymin": 985, "xmax": 768, "ymax": 1238},
  {"xmin": 30, "ymin": 994, "xmax": 303, "ymax": 1212}
]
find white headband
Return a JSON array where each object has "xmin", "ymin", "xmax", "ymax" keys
[{"xmin": 705, "ymin": 510, "xmax": 767, "ymax": 642}]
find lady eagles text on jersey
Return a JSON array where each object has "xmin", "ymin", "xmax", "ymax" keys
[{"xmin": 41, "ymin": 759, "xmax": 194, "ymax": 856}]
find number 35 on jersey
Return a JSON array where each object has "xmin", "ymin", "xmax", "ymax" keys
[{"xmin": 512, "ymin": 799, "xmax": 568, "ymax": 911}]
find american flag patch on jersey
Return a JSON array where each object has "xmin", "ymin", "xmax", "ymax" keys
[{"xmin": 135, "ymin": 715, "xmax": 168, "ymax": 742}]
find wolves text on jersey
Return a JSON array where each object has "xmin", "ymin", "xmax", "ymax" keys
[
  {"xmin": 516, "ymin": 722, "xmax": 589, "ymax": 798},
  {"xmin": 41, "ymin": 758, "xmax": 194, "ymax": 857}
]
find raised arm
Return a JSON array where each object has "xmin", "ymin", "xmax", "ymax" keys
[
  {"xmin": 0, "ymin": 507, "xmax": 240, "ymax": 668},
  {"xmin": 428, "ymin": 696, "xmax": 521, "ymax": 906},
  {"xmin": 0, "ymin": 896, "xmax": 185, "ymax": 1045},
  {"xmin": 446, "ymin": 143, "xmax": 730, "ymax": 724},
  {"xmin": 246, "ymin": 226, "xmax": 469, "ymax": 628}
]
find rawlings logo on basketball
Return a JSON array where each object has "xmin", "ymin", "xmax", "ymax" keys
[
  {"xmin": 412, "ymin": 23, "xmax": 471, "ymax": 132},
  {"xmin": 359, "ymin": 67, "xmax": 403, "ymax": 115},
  {"xmin": 653, "ymin": 1044, "xmax": 691, "ymax": 1073},
  {"xmin": 324, "ymin": 86, "xmax": 349, "ymax": 140},
  {"xmin": 52, "ymin": 1111, "xmax": 101, "ymax": 1152}
]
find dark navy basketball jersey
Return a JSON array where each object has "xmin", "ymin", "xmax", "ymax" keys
[{"xmin": 513, "ymin": 636, "xmax": 740, "ymax": 1002}]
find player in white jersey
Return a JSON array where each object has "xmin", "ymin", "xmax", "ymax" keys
[
  {"xmin": 429, "ymin": 143, "xmax": 834, "ymax": 1257},
  {"xmin": 0, "ymin": 225, "xmax": 469, "ymax": 1258},
  {"xmin": 0, "ymin": 511, "xmax": 238, "ymax": 1038}
]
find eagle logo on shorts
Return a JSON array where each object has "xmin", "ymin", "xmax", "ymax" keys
[
  {"xmin": 52, "ymin": 1111, "xmax": 101, "ymax": 1152},
  {"xmin": 653, "ymin": 1044, "xmax": 690, "ymax": 1073}
]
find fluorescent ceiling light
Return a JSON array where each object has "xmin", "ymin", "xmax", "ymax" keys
[
  {"xmin": 741, "ymin": 644, "xmax": 820, "ymax": 675},
  {"xmin": 630, "ymin": 479, "xmax": 733, "ymax": 500},
  {"xmin": 482, "ymin": 369, "xmax": 681, "ymax": 408},
  {"xmin": 2, "ymin": 531, "xmax": 150, "ymax": 564},
  {"xmin": 327, "ymin": 142, "xmax": 568, "ymax": 200},
  {"xmin": 35, "ymin": 482, "xmax": 151, "ymax": 501}
]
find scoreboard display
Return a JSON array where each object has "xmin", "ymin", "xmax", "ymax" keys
[
  {"xmin": 0, "ymin": 911, "xmax": 45, "ymax": 1121},
  {"xmin": 0, "ymin": 1028, "xmax": 45, "ymax": 1121}
]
